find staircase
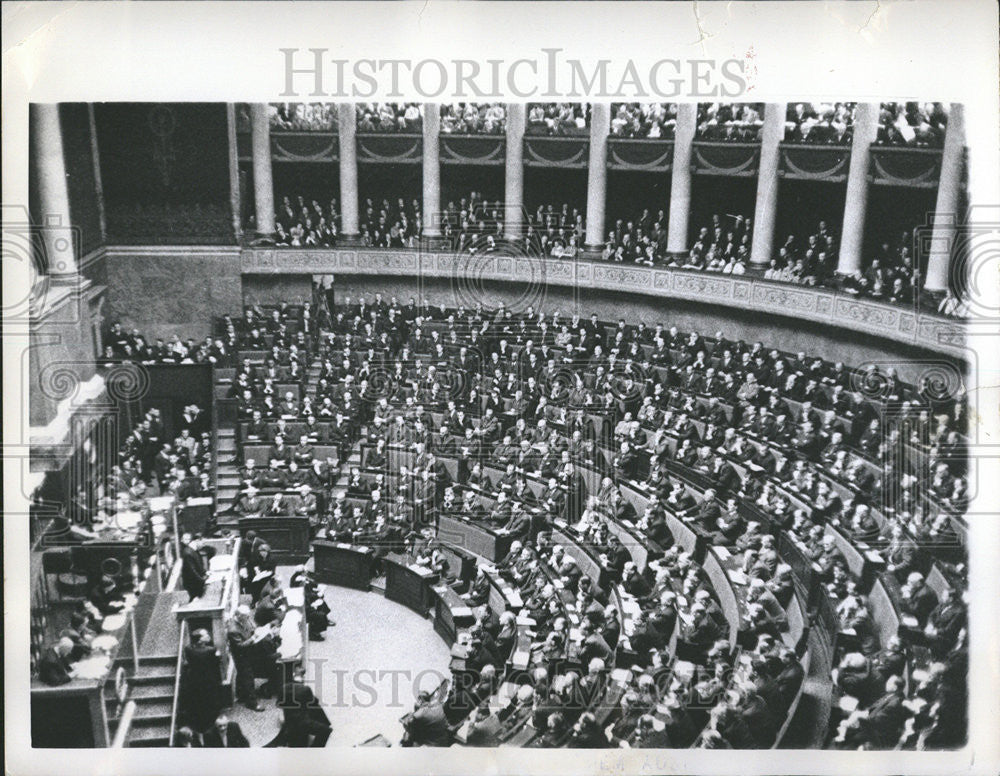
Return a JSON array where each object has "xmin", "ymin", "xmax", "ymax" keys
[
  {"xmin": 214, "ymin": 367, "xmax": 240, "ymax": 524},
  {"xmin": 107, "ymin": 591, "xmax": 188, "ymax": 747},
  {"xmin": 107, "ymin": 656, "xmax": 178, "ymax": 747}
]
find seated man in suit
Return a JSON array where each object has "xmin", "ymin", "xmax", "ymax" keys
[
  {"xmin": 244, "ymin": 411, "xmax": 268, "ymax": 443},
  {"xmin": 37, "ymin": 637, "xmax": 76, "ymax": 686},
  {"xmin": 292, "ymin": 434, "xmax": 315, "ymax": 467},
  {"xmin": 89, "ymin": 573, "xmax": 127, "ymax": 617},
  {"xmin": 202, "ymin": 713, "xmax": 250, "ymax": 747},
  {"xmin": 236, "ymin": 485, "xmax": 265, "ymax": 517},
  {"xmin": 402, "ymin": 691, "xmax": 452, "ymax": 747},
  {"xmin": 899, "ymin": 571, "xmax": 939, "ymax": 629}
]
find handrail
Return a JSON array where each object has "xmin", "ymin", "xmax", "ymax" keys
[
  {"xmin": 168, "ymin": 618, "xmax": 189, "ymax": 747},
  {"xmin": 129, "ymin": 614, "xmax": 140, "ymax": 674},
  {"xmin": 111, "ymin": 701, "xmax": 137, "ymax": 748}
]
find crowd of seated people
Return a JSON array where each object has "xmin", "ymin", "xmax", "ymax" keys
[
  {"xmin": 269, "ymin": 103, "xmax": 338, "ymax": 132},
  {"xmin": 101, "ymin": 320, "xmax": 236, "ymax": 367},
  {"xmin": 526, "ymin": 103, "xmax": 591, "ymax": 136},
  {"xmin": 440, "ymin": 103, "xmax": 506, "ymax": 134},
  {"xmin": 359, "ymin": 195, "xmax": 422, "ymax": 248},
  {"xmin": 264, "ymin": 187, "xmax": 964, "ymax": 315},
  {"xmin": 784, "ymin": 102, "xmax": 856, "ymax": 144},
  {"xmin": 274, "ymin": 194, "xmax": 340, "ymax": 247},
  {"xmin": 223, "ymin": 291, "xmax": 968, "ymax": 749},
  {"xmin": 356, "ymin": 103, "xmax": 423, "ymax": 133},
  {"xmin": 664, "ymin": 212, "xmax": 753, "ymax": 273},
  {"xmin": 762, "ymin": 220, "xmax": 839, "ymax": 286},
  {"xmin": 610, "ymin": 103, "xmax": 678, "ymax": 139},
  {"xmin": 437, "ymin": 192, "xmax": 587, "ymax": 258},
  {"xmin": 841, "ymin": 225, "xmax": 922, "ymax": 306},
  {"xmin": 523, "ymin": 202, "xmax": 586, "ymax": 257},
  {"xmin": 875, "ymin": 103, "xmax": 949, "ymax": 148},
  {"xmin": 696, "ymin": 103, "xmax": 765, "ymax": 142}
]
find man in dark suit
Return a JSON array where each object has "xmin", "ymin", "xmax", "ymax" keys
[
  {"xmin": 202, "ymin": 714, "xmax": 250, "ymax": 747},
  {"xmin": 180, "ymin": 533, "xmax": 208, "ymax": 602},
  {"xmin": 267, "ymin": 682, "xmax": 333, "ymax": 747},
  {"xmin": 37, "ymin": 637, "xmax": 75, "ymax": 686},
  {"xmin": 403, "ymin": 691, "xmax": 452, "ymax": 746}
]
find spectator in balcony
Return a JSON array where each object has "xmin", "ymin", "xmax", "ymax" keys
[
  {"xmin": 441, "ymin": 103, "xmax": 506, "ymax": 134},
  {"xmin": 610, "ymin": 103, "xmax": 678, "ymax": 139},
  {"xmin": 696, "ymin": 103, "xmax": 764, "ymax": 141},
  {"xmin": 784, "ymin": 102, "xmax": 856, "ymax": 144},
  {"xmin": 270, "ymin": 103, "xmax": 337, "ymax": 132},
  {"xmin": 526, "ymin": 103, "xmax": 590, "ymax": 136},
  {"xmin": 355, "ymin": 102, "xmax": 422, "ymax": 133},
  {"xmin": 876, "ymin": 102, "xmax": 948, "ymax": 148}
]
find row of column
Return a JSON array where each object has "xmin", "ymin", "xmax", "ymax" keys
[{"xmin": 246, "ymin": 102, "xmax": 965, "ymax": 290}]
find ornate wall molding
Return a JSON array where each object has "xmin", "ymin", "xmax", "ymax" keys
[{"xmin": 235, "ymin": 247, "xmax": 967, "ymax": 357}]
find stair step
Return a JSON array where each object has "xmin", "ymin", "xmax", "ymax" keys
[
  {"xmin": 141, "ymin": 654, "xmax": 179, "ymax": 665},
  {"xmin": 132, "ymin": 664, "xmax": 177, "ymax": 682},
  {"xmin": 369, "ymin": 575, "xmax": 387, "ymax": 594},
  {"xmin": 218, "ymin": 428, "xmax": 235, "ymax": 438},
  {"xmin": 127, "ymin": 728, "xmax": 171, "ymax": 746},
  {"xmin": 111, "ymin": 699, "xmax": 175, "ymax": 725},
  {"xmin": 124, "ymin": 684, "xmax": 176, "ymax": 702}
]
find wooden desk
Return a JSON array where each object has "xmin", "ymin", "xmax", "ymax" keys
[
  {"xmin": 312, "ymin": 541, "xmax": 374, "ymax": 590},
  {"xmin": 237, "ymin": 516, "xmax": 310, "ymax": 563},
  {"xmin": 384, "ymin": 556, "xmax": 435, "ymax": 617},
  {"xmin": 438, "ymin": 514, "xmax": 512, "ymax": 562},
  {"xmin": 430, "ymin": 583, "xmax": 475, "ymax": 646}
]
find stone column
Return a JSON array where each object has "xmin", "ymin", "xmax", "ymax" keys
[
  {"xmin": 422, "ymin": 103, "xmax": 442, "ymax": 239},
  {"xmin": 226, "ymin": 103, "xmax": 242, "ymax": 243},
  {"xmin": 86, "ymin": 103, "xmax": 107, "ymax": 243},
  {"xmin": 31, "ymin": 103, "xmax": 77, "ymax": 279},
  {"xmin": 584, "ymin": 103, "xmax": 612, "ymax": 251},
  {"xmin": 337, "ymin": 103, "xmax": 360, "ymax": 243},
  {"xmin": 666, "ymin": 102, "xmax": 698, "ymax": 255},
  {"xmin": 250, "ymin": 103, "xmax": 276, "ymax": 238},
  {"xmin": 837, "ymin": 103, "xmax": 880, "ymax": 275},
  {"xmin": 749, "ymin": 102, "xmax": 786, "ymax": 266},
  {"xmin": 504, "ymin": 103, "xmax": 526, "ymax": 241},
  {"xmin": 924, "ymin": 104, "xmax": 966, "ymax": 293}
]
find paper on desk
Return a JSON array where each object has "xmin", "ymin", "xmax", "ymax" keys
[
  {"xmin": 90, "ymin": 635, "xmax": 119, "ymax": 653},
  {"xmin": 101, "ymin": 614, "xmax": 126, "ymax": 632},
  {"xmin": 115, "ymin": 511, "xmax": 143, "ymax": 532},
  {"xmin": 511, "ymin": 650, "xmax": 530, "ymax": 669},
  {"xmin": 279, "ymin": 610, "xmax": 303, "ymax": 659},
  {"xmin": 210, "ymin": 555, "xmax": 234, "ymax": 572},
  {"xmin": 72, "ymin": 655, "xmax": 112, "ymax": 680}
]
